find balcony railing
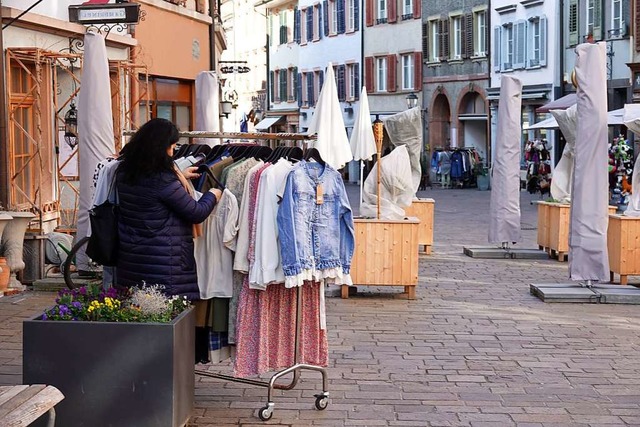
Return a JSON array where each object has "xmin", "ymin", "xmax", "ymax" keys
[
  {"xmin": 401, "ymin": 13, "xmax": 413, "ymax": 20},
  {"xmin": 376, "ymin": 17, "xmax": 387, "ymax": 24}
]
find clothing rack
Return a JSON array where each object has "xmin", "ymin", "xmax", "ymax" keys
[{"xmin": 170, "ymin": 131, "xmax": 329, "ymax": 422}]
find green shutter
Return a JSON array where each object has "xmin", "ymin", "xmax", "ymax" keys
[
  {"xmin": 568, "ymin": 0, "xmax": 578, "ymax": 46},
  {"xmin": 593, "ymin": 0, "xmax": 603, "ymax": 40}
]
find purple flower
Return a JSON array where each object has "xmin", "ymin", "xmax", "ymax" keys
[
  {"xmin": 79, "ymin": 287, "xmax": 87, "ymax": 296},
  {"xmin": 71, "ymin": 301, "xmax": 83, "ymax": 309},
  {"xmin": 42, "ymin": 313, "xmax": 48, "ymax": 320}
]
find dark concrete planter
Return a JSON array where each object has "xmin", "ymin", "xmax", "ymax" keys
[{"xmin": 23, "ymin": 307, "xmax": 195, "ymax": 427}]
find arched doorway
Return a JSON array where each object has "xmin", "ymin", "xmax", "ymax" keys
[
  {"xmin": 458, "ymin": 91, "xmax": 488, "ymax": 163},
  {"xmin": 430, "ymin": 94, "xmax": 451, "ymax": 152}
]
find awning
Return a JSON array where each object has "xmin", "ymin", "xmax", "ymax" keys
[
  {"xmin": 255, "ymin": 116, "xmax": 284, "ymax": 130},
  {"xmin": 524, "ymin": 107, "xmax": 625, "ymax": 130},
  {"xmin": 458, "ymin": 114, "xmax": 488, "ymax": 121},
  {"xmin": 536, "ymin": 93, "xmax": 577, "ymax": 113}
]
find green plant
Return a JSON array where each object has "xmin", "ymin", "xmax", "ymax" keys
[{"xmin": 42, "ymin": 283, "xmax": 190, "ymax": 323}]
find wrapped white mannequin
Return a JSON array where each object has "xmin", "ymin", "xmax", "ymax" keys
[
  {"xmin": 549, "ymin": 104, "xmax": 577, "ymax": 203},
  {"xmin": 360, "ymin": 145, "xmax": 414, "ymax": 219},
  {"xmin": 383, "ymin": 107, "xmax": 423, "ymax": 195},
  {"xmin": 622, "ymin": 104, "xmax": 640, "ymax": 216}
]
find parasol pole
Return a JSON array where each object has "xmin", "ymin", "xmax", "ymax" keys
[
  {"xmin": 359, "ymin": 160, "xmax": 365, "ymax": 205},
  {"xmin": 373, "ymin": 116, "xmax": 384, "ymax": 220}
]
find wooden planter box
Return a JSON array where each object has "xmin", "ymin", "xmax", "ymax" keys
[
  {"xmin": 345, "ymin": 217, "xmax": 419, "ymax": 299},
  {"xmin": 404, "ymin": 198, "xmax": 435, "ymax": 254},
  {"xmin": 23, "ymin": 307, "xmax": 195, "ymax": 427},
  {"xmin": 607, "ymin": 214, "xmax": 640, "ymax": 285},
  {"xmin": 536, "ymin": 202, "xmax": 616, "ymax": 262}
]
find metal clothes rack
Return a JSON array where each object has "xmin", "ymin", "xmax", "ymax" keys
[{"xmin": 148, "ymin": 130, "xmax": 329, "ymax": 422}]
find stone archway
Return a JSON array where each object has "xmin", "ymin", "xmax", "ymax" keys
[
  {"xmin": 430, "ymin": 93, "xmax": 451, "ymax": 152},
  {"xmin": 458, "ymin": 90, "xmax": 489, "ymax": 163}
]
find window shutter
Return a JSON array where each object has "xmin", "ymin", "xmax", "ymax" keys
[
  {"xmin": 366, "ymin": 0, "xmax": 374, "ymax": 26},
  {"xmin": 338, "ymin": 65, "xmax": 346, "ymax": 101},
  {"xmin": 412, "ymin": 0, "xmax": 420, "ymax": 19},
  {"xmin": 318, "ymin": 5, "xmax": 324, "ymax": 39},
  {"xmin": 307, "ymin": 9, "xmax": 313, "ymax": 41},
  {"xmin": 493, "ymin": 26, "xmax": 501, "ymax": 72},
  {"xmin": 569, "ymin": 0, "xmax": 578, "ymax": 46},
  {"xmin": 323, "ymin": 1, "xmax": 329, "ymax": 35},
  {"xmin": 514, "ymin": 20, "xmax": 526, "ymax": 69},
  {"xmin": 319, "ymin": 70, "xmax": 324, "ymax": 94},
  {"xmin": 387, "ymin": 54, "xmax": 397, "ymax": 92},
  {"xmin": 621, "ymin": 0, "xmax": 630, "ymax": 36},
  {"xmin": 388, "ymin": 0, "xmax": 397, "ymax": 23},
  {"xmin": 422, "ymin": 22, "xmax": 429, "ymax": 60},
  {"xmin": 281, "ymin": 70, "xmax": 288, "ymax": 101},
  {"xmin": 354, "ymin": 63, "xmax": 360, "ymax": 99},
  {"xmin": 413, "ymin": 52, "xmax": 422, "ymax": 91},
  {"xmin": 502, "ymin": 25, "xmax": 509, "ymax": 70},
  {"xmin": 294, "ymin": 8, "xmax": 301, "ymax": 43},
  {"xmin": 297, "ymin": 71, "xmax": 302, "ymax": 106},
  {"xmin": 365, "ymin": 56, "xmax": 375, "ymax": 92},
  {"xmin": 540, "ymin": 16, "xmax": 547, "ymax": 66},
  {"xmin": 269, "ymin": 14, "xmax": 274, "ymax": 46},
  {"xmin": 484, "ymin": 14, "xmax": 489, "ymax": 55},
  {"xmin": 463, "ymin": 13, "xmax": 473, "ymax": 58},
  {"xmin": 354, "ymin": 0, "xmax": 360, "ymax": 30},
  {"xmin": 337, "ymin": 0, "xmax": 346, "ymax": 33},
  {"xmin": 439, "ymin": 18, "xmax": 450, "ymax": 60},
  {"xmin": 593, "ymin": 0, "xmax": 603, "ymax": 40}
]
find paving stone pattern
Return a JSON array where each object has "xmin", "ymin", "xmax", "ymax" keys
[{"xmin": 2, "ymin": 187, "xmax": 640, "ymax": 426}]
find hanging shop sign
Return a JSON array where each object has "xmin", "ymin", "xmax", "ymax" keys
[
  {"xmin": 220, "ymin": 66, "xmax": 251, "ymax": 74},
  {"xmin": 69, "ymin": 2, "xmax": 141, "ymax": 25}
]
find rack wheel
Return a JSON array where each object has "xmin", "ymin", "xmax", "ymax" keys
[
  {"xmin": 314, "ymin": 394, "xmax": 329, "ymax": 411},
  {"xmin": 258, "ymin": 404, "xmax": 274, "ymax": 421}
]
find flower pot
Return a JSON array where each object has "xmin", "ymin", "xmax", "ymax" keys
[
  {"xmin": 0, "ymin": 211, "xmax": 36, "ymax": 289},
  {"xmin": 477, "ymin": 174, "xmax": 490, "ymax": 191},
  {"xmin": 23, "ymin": 307, "xmax": 195, "ymax": 427},
  {"xmin": 0, "ymin": 257, "xmax": 10, "ymax": 292}
]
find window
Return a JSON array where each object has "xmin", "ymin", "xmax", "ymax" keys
[
  {"xmin": 403, "ymin": 0, "xmax": 412, "ymax": 17},
  {"xmin": 279, "ymin": 11, "xmax": 288, "ymax": 44},
  {"xmin": 529, "ymin": 19, "xmax": 540, "ymax": 67},
  {"xmin": 314, "ymin": 5, "xmax": 321, "ymax": 40},
  {"xmin": 347, "ymin": 64, "xmax": 356, "ymax": 99},
  {"xmin": 428, "ymin": 19, "xmax": 439, "ymax": 62},
  {"xmin": 376, "ymin": 57, "xmax": 387, "ymax": 92},
  {"xmin": 451, "ymin": 15, "xmax": 462, "ymax": 60},
  {"xmin": 347, "ymin": 0, "xmax": 355, "ymax": 30},
  {"xmin": 612, "ymin": 0, "xmax": 623, "ymax": 35},
  {"xmin": 377, "ymin": 0, "xmax": 387, "ymax": 22},
  {"xmin": 330, "ymin": 0, "xmax": 338, "ymax": 34},
  {"xmin": 401, "ymin": 54, "xmax": 414, "ymax": 90},
  {"xmin": 302, "ymin": 73, "xmax": 309, "ymax": 106},
  {"xmin": 289, "ymin": 69, "xmax": 296, "ymax": 101},
  {"xmin": 502, "ymin": 24, "xmax": 514, "ymax": 70},
  {"xmin": 301, "ymin": 9, "xmax": 308, "ymax": 42},
  {"xmin": 314, "ymin": 70, "xmax": 323, "ymax": 101},
  {"xmin": 587, "ymin": 0, "xmax": 595, "ymax": 37},
  {"xmin": 474, "ymin": 10, "xmax": 486, "ymax": 56}
]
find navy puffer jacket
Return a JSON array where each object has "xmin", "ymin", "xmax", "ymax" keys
[{"xmin": 116, "ymin": 170, "xmax": 216, "ymax": 300}]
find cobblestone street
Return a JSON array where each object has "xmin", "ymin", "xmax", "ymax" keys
[{"xmin": 2, "ymin": 186, "xmax": 640, "ymax": 426}]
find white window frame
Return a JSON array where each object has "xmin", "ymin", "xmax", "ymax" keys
[
  {"xmin": 314, "ymin": 70, "xmax": 321, "ymax": 100},
  {"xmin": 289, "ymin": 69, "xmax": 296, "ymax": 101},
  {"xmin": 313, "ymin": 5, "xmax": 320, "ymax": 41},
  {"xmin": 401, "ymin": 54, "xmax": 413, "ymax": 90},
  {"xmin": 587, "ymin": 0, "xmax": 595, "ymax": 37},
  {"xmin": 428, "ymin": 18, "xmax": 439, "ymax": 62},
  {"xmin": 302, "ymin": 73, "xmax": 308, "ymax": 105},
  {"xmin": 528, "ymin": 18, "xmax": 541, "ymax": 67},
  {"xmin": 330, "ymin": 0, "xmax": 338, "ymax": 34},
  {"xmin": 378, "ymin": 0, "xmax": 387, "ymax": 21},
  {"xmin": 474, "ymin": 9, "xmax": 487, "ymax": 57},
  {"xmin": 347, "ymin": 64, "xmax": 356, "ymax": 100},
  {"xmin": 301, "ymin": 8, "xmax": 307, "ymax": 43},
  {"xmin": 347, "ymin": 0, "xmax": 355, "ymax": 31},
  {"xmin": 502, "ymin": 23, "xmax": 514, "ymax": 70},
  {"xmin": 376, "ymin": 57, "xmax": 387, "ymax": 92},
  {"xmin": 451, "ymin": 15, "xmax": 462, "ymax": 60},
  {"xmin": 612, "ymin": 0, "xmax": 623, "ymax": 35},
  {"xmin": 403, "ymin": 0, "xmax": 412, "ymax": 16}
]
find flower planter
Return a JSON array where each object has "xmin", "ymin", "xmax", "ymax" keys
[
  {"xmin": 23, "ymin": 307, "xmax": 195, "ymax": 427},
  {"xmin": 536, "ymin": 202, "xmax": 617, "ymax": 261},
  {"xmin": 404, "ymin": 198, "xmax": 435, "ymax": 254},
  {"xmin": 607, "ymin": 214, "xmax": 640, "ymax": 285}
]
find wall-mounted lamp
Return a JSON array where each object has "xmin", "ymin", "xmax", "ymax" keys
[
  {"xmin": 436, "ymin": 85, "xmax": 444, "ymax": 94},
  {"xmin": 406, "ymin": 92, "xmax": 419, "ymax": 110},
  {"xmin": 344, "ymin": 106, "xmax": 354, "ymax": 115},
  {"xmin": 468, "ymin": 82, "xmax": 475, "ymax": 93},
  {"xmin": 220, "ymin": 100, "xmax": 232, "ymax": 118},
  {"xmin": 64, "ymin": 101, "xmax": 78, "ymax": 148},
  {"xmin": 301, "ymin": 111, "xmax": 308, "ymax": 119}
]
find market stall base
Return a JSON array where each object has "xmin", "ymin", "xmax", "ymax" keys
[
  {"xmin": 404, "ymin": 198, "xmax": 434, "ymax": 254},
  {"xmin": 463, "ymin": 247, "xmax": 548, "ymax": 259},
  {"xmin": 346, "ymin": 217, "xmax": 419, "ymax": 299},
  {"xmin": 530, "ymin": 283, "xmax": 640, "ymax": 303}
]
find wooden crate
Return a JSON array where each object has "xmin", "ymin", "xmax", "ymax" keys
[
  {"xmin": 346, "ymin": 217, "xmax": 420, "ymax": 299},
  {"xmin": 404, "ymin": 198, "xmax": 435, "ymax": 254},
  {"xmin": 537, "ymin": 203, "xmax": 617, "ymax": 262},
  {"xmin": 607, "ymin": 214, "xmax": 640, "ymax": 285}
]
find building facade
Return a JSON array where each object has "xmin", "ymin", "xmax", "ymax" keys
[
  {"xmin": 488, "ymin": 0, "xmax": 560, "ymax": 163},
  {"xmin": 422, "ymin": 0, "xmax": 490, "ymax": 164}
]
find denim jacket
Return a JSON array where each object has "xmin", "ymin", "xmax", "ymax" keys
[{"xmin": 277, "ymin": 161, "xmax": 355, "ymax": 277}]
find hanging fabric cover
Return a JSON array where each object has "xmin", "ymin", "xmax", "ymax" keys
[
  {"xmin": 307, "ymin": 63, "xmax": 353, "ymax": 170},
  {"xmin": 623, "ymin": 104, "xmax": 640, "ymax": 216},
  {"xmin": 488, "ymin": 75, "xmax": 522, "ymax": 244},
  {"xmin": 75, "ymin": 32, "xmax": 115, "ymax": 271},
  {"xmin": 383, "ymin": 107, "xmax": 423, "ymax": 194},
  {"xmin": 195, "ymin": 71, "xmax": 221, "ymax": 146},
  {"xmin": 360, "ymin": 145, "xmax": 413, "ymax": 219},
  {"xmin": 569, "ymin": 42, "xmax": 610, "ymax": 282},
  {"xmin": 549, "ymin": 104, "xmax": 578, "ymax": 203}
]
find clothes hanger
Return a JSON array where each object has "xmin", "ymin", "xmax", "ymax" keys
[{"xmin": 304, "ymin": 147, "xmax": 325, "ymax": 165}]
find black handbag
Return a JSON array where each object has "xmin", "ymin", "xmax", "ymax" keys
[{"xmin": 86, "ymin": 170, "xmax": 119, "ymax": 266}]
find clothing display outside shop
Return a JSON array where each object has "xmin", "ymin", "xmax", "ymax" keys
[
  {"xmin": 608, "ymin": 134, "xmax": 634, "ymax": 207},
  {"xmin": 524, "ymin": 140, "xmax": 552, "ymax": 197},
  {"xmin": 430, "ymin": 148, "xmax": 480, "ymax": 188}
]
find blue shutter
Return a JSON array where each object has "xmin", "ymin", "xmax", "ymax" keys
[
  {"xmin": 354, "ymin": 0, "xmax": 360, "ymax": 31},
  {"xmin": 323, "ymin": 0, "xmax": 330, "ymax": 35},
  {"xmin": 297, "ymin": 71, "xmax": 302, "ymax": 106},
  {"xmin": 319, "ymin": 71, "xmax": 325, "ymax": 94},
  {"xmin": 307, "ymin": 9, "xmax": 313, "ymax": 41},
  {"xmin": 338, "ymin": 65, "xmax": 346, "ymax": 101},
  {"xmin": 294, "ymin": 8, "xmax": 301, "ymax": 43},
  {"xmin": 493, "ymin": 26, "xmax": 501, "ymax": 72},
  {"xmin": 307, "ymin": 73, "xmax": 314, "ymax": 105},
  {"xmin": 269, "ymin": 71, "xmax": 275, "ymax": 103},
  {"xmin": 354, "ymin": 63, "xmax": 360, "ymax": 100},
  {"xmin": 513, "ymin": 20, "xmax": 526, "ymax": 69},
  {"xmin": 338, "ymin": 0, "xmax": 346, "ymax": 33},
  {"xmin": 539, "ymin": 16, "xmax": 547, "ymax": 66},
  {"xmin": 319, "ymin": 4, "xmax": 324, "ymax": 39}
]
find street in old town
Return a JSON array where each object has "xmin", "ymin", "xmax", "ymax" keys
[{"xmin": 2, "ymin": 186, "xmax": 640, "ymax": 426}]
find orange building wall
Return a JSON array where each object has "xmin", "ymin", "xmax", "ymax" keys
[{"xmin": 134, "ymin": 4, "xmax": 211, "ymax": 80}]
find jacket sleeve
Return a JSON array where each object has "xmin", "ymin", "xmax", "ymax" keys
[
  {"xmin": 337, "ymin": 175, "xmax": 355, "ymax": 274},
  {"xmin": 276, "ymin": 172, "xmax": 301, "ymax": 277},
  {"xmin": 158, "ymin": 175, "xmax": 216, "ymax": 224}
]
